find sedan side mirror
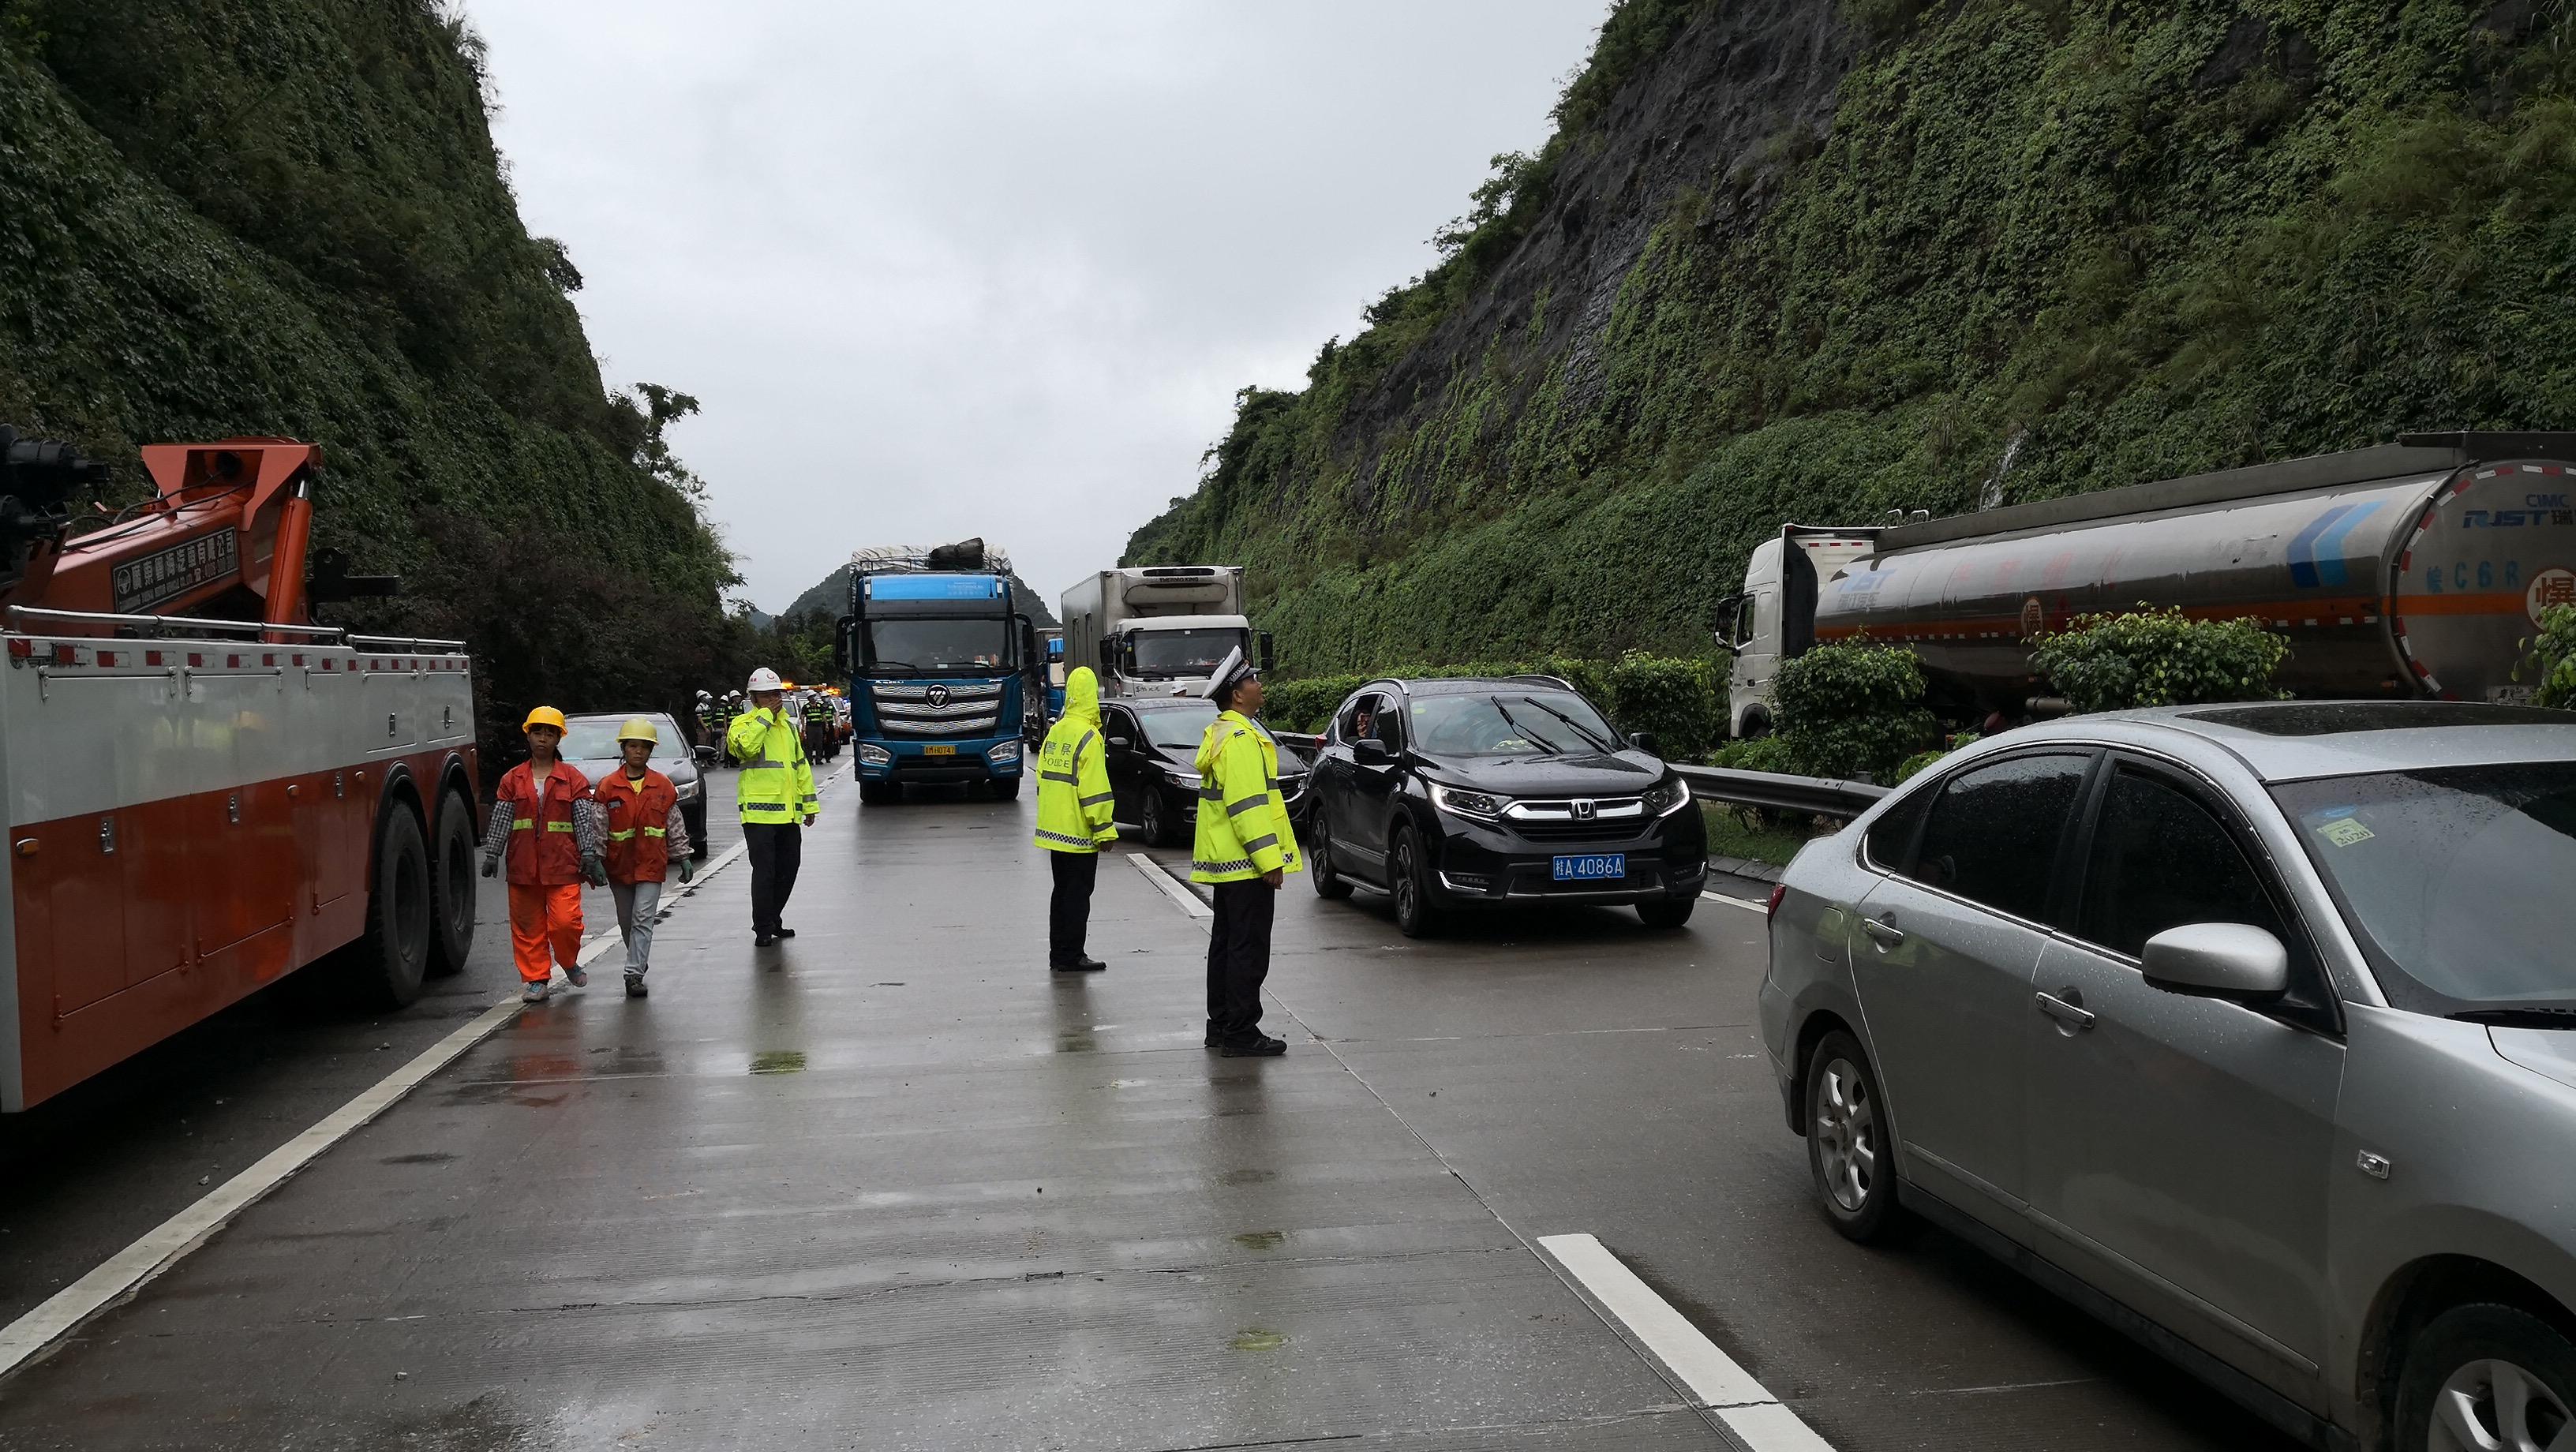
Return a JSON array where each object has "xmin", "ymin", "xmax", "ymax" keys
[
  {"xmin": 2141, "ymin": 922, "xmax": 2290, "ymax": 1001},
  {"xmin": 1353, "ymin": 737, "xmax": 1391, "ymax": 765},
  {"xmin": 1107, "ymin": 735, "xmax": 1130, "ymax": 750},
  {"xmin": 1627, "ymin": 731, "xmax": 1661, "ymax": 756},
  {"xmin": 695, "ymin": 746, "xmax": 717, "ymax": 765}
]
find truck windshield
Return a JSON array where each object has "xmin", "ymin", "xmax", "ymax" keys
[
  {"xmin": 866, "ymin": 618, "xmax": 1010, "ymax": 672},
  {"xmin": 2272, "ymin": 762, "xmax": 2576, "ymax": 1014},
  {"xmin": 1130, "ymin": 627, "xmax": 1244, "ymax": 679}
]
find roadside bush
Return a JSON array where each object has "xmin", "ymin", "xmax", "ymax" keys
[
  {"xmin": 2522, "ymin": 604, "xmax": 2576, "ymax": 709},
  {"xmin": 1893, "ymin": 731, "xmax": 1982, "ymax": 784},
  {"xmin": 1771, "ymin": 642, "xmax": 1938, "ymax": 781},
  {"xmin": 2031, "ymin": 606, "xmax": 2290, "ymax": 713}
]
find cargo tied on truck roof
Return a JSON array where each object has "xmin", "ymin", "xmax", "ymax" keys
[
  {"xmin": 0, "ymin": 428, "xmax": 479, "ymax": 1112},
  {"xmin": 1716, "ymin": 431, "xmax": 2576, "ymax": 736}
]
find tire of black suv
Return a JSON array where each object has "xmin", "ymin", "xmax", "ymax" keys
[
  {"xmin": 1391, "ymin": 825, "xmax": 1441, "ymax": 938},
  {"xmin": 1805, "ymin": 1030, "xmax": 1906, "ymax": 1244},
  {"xmin": 1309, "ymin": 819, "xmax": 1354, "ymax": 900},
  {"xmin": 2396, "ymin": 1304, "xmax": 2576, "ymax": 1452},
  {"xmin": 1636, "ymin": 895, "xmax": 1695, "ymax": 930},
  {"xmin": 1141, "ymin": 787, "xmax": 1177, "ymax": 848}
]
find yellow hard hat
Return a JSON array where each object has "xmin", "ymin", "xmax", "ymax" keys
[
  {"xmin": 616, "ymin": 717, "xmax": 659, "ymax": 746},
  {"xmin": 523, "ymin": 706, "xmax": 567, "ymax": 732}
]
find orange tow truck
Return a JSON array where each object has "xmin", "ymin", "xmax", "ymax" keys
[{"xmin": 0, "ymin": 427, "xmax": 480, "ymax": 1111}]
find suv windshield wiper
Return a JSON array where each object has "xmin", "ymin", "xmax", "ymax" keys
[
  {"xmin": 2451, "ymin": 1007, "xmax": 2576, "ymax": 1029},
  {"xmin": 1515, "ymin": 695, "xmax": 1619, "ymax": 754},
  {"xmin": 1486, "ymin": 697, "xmax": 1564, "ymax": 755}
]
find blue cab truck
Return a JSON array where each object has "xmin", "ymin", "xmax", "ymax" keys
[{"xmin": 837, "ymin": 543, "xmax": 1043, "ymax": 805}]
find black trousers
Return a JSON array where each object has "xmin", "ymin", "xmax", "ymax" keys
[
  {"xmin": 1206, "ymin": 878, "xmax": 1276, "ymax": 1044},
  {"xmin": 1048, "ymin": 850, "xmax": 1098, "ymax": 964},
  {"xmin": 743, "ymin": 821, "xmax": 802, "ymax": 936}
]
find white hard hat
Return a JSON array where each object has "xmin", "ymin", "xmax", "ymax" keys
[{"xmin": 747, "ymin": 667, "xmax": 783, "ymax": 692}]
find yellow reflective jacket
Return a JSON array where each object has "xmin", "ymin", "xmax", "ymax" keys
[
  {"xmin": 727, "ymin": 706, "xmax": 817, "ymax": 824},
  {"xmin": 1190, "ymin": 709, "xmax": 1300, "ymax": 883},
  {"xmin": 1035, "ymin": 668, "xmax": 1118, "ymax": 853}
]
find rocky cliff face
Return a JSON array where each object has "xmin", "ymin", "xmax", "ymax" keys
[{"xmin": 1128, "ymin": 0, "xmax": 2576, "ymax": 673}]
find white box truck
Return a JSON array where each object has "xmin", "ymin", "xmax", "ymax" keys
[{"xmin": 1060, "ymin": 566, "xmax": 1271, "ymax": 698}]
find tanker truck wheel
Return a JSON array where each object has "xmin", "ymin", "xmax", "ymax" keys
[
  {"xmin": 356, "ymin": 804, "xmax": 433, "ymax": 1009},
  {"xmin": 425, "ymin": 788, "xmax": 477, "ymax": 979}
]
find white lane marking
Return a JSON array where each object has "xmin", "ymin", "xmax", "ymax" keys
[
  {"xmin": 1537, "ymin": 1233, "xmax": 1835, "ymax": 1451},
  {"xmin": 1700, "ymin": 890, "xmax": 1770, "ymax": 914},
  {"xmin": 0, "ymin": 773, "xmax": 804, "ymax": 1383},
  {"xmin": 1129, "ymin": 851, "xmax": 1212, "ymax": 920}
]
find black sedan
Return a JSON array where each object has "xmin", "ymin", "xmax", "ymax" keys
[
  {"xmin": 1099, "ymin": 697, "xmax": 1312, "ymax": 848},
  {"xmin": 1303, "ymin": 676, "xmax": 1705, "ymax": 935},
  {"xmin": 559, "ymin": 712, "xmax": 712, "ymax": 859}
]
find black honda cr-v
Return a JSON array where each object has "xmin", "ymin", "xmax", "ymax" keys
[{"xmin": 1303, "ymin": 676, "xmax": 1706, "ymax": 935}]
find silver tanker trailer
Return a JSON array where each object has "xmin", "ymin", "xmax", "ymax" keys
[{"xmin": 1716, "ymin": 431, "xmax": 2576, "ymax": 735}]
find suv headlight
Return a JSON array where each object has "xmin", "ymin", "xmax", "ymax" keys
[
  {"xmin": 1642, "ymin": 777, "xmax": 1692, "ymax": 817},
  {"xmin": 989, "ymin": 740, "xmax": 1022, "ymax": 764},
  {"xmin": 1164, "ymin": 766, "xmax": 1203, "ymax": 790},
  {"xmin": 1429, "ymin": 781, "xmax": 1510, "ymax": 821},
  {"xmin": 673, "ymin": 777, "xmax": 702, "ymax": 803},
  {"xmin": 857, "ymin": 743, "xmax": 893, "ymax": 767}
]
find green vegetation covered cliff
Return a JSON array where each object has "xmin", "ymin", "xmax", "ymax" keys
[
  {"xmin": 1127, "ymin": 0, "xmax": 2576, "ymax": 672},
  {"xmin": 0, "ymin": 0, "xmax": 747, "ymax": 741}
]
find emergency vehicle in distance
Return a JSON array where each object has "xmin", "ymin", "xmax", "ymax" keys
[
  {"xmin": 1715, "ymin": 431, "xmax": 2576, "ymax": 736},
  {"xmin": 0, "ymin": 428, "xmax": 479, "ymax": 1112}
]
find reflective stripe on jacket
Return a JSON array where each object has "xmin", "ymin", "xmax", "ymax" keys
[
  {"xmin": 492, "ymin": 762, "xmax": 593, "ymax": 886},
  {"xmin": 1035, "ymin": 667, "xmax": 1118, "ymax": 853},
  {"xmin": 728, "ymin": 707, "xmax": 818, "ymax": 823},
  {"xmin": 1189, "ymin": 709, "xmax": 1300, "ymax": 884},
  {"xmin": 596, "ymin": 768, "xmax": 686, "ymax": 882}
]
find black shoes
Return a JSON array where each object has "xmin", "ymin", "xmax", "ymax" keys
[
  {"xmin": 775, "ymin": 927, "xmax": 796, "ymax": 939},
  {"xmin": 754, "ymin": 933, "xmax": 776, "ymax": 948},
  {"xmin": 623, "ymin": 974, "xmax": 648, "ymax": 999},
  {"xmin": 1219, "ymin": 1035, "xmax": 1286, "ymax": 1057},
  {"xmin": 1050, "ymin": 956, "xmax": 1106, "ymax": 973}
]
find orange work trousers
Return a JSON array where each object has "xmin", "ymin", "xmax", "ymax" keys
[{"xmin": 507, "ymin": 882, "xmax": 585, "ymax": 983}]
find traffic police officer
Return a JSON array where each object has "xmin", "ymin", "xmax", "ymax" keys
[
  {"xmin": 1033, "ymin": 665, "xmax": 1118, "ymax": 971},
  {"xmin": 1190, "ymin": 648, "xmax": 1298, "ymax": 1056},
  {"xmin": 726, "ymin": 667, "xmax": 818, "ymax": 946}
]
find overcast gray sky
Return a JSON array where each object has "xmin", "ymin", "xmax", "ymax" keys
[{"xmin": 466, "ymin": 2, "xmax": 1608, "ymax": 615}]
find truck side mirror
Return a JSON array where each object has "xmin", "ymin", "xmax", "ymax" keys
[
  {"xmin": 1258, "ymin": 631, "xmax": 1275, "ymax": 672},
  {"xmin": 833, "ymin": 614, "xmax": 854, "ymax": 672}
]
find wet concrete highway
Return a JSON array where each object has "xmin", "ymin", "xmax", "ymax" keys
[{"xmin": 0, "ymin": 774, "xmax": 2304, "ymax": 1450}]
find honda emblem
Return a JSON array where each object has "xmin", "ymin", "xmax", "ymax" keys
[{"xmin": 1573, "ymin": 799, "xmax": 1597, "ymax": 821}]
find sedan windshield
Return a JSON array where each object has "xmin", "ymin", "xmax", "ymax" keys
[
  {"xmin": 1409, "ymin": 690, "xmax": 1619, "ymax": 757},
  {"xmin": 560, "ymin": 718, "xmax": 670, "ymax": 762},
  {"xmin": 1138, "ymin": 705, "xmax": 1217, "ymax": 749},
  {"xmin": 867, "ymin": 617, "xmax": 1009, "ymax": 672},
  {"xmin": 2273, "ymin": 762, "xmax": 2576, "ymax": 1013}
]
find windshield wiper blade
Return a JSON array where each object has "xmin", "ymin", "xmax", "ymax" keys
[
  {"xmin": 2451, "ymin": 1007, "xmax": 2576, "ymax": 1029},
  {"xmin": 1517, "ymin": 695, "xmax": 1619, "ymax": 753},
  {"xmin": 864, "ymin": 662, "xmax": 923, "ymax": 676},
  {"xmin": 1487, "ymin": 697, "xmax": 1564, "ymax": 755}
]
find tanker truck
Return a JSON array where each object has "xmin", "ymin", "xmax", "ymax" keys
[{"xmin": 1716, "ymin": 431, "xmax": 2576, "ymax": 735}]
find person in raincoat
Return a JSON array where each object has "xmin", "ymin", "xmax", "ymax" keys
[
  {"xmin": 1189, "ymin": 648, "xmax": 1299, "ymax": 1055},
  {"xmin": 1033, "ymin": 665, "xmax": 1118, "ymax": 971}
]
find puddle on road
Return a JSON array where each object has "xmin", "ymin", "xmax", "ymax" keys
[
  {"xmin": 1230, "ymin": 1329, "xmax": 1288, "ymax": 1351},
  {"xmin": 748, "ymin": 1050, "xmax": 807, "ymax": 1075},
  {"xmin": 1218, "ymin": 1169, "xmax": 1275, "ymax": 1187},
  {"xmin": 1055, "ymin": 1031, "xmax": 1097, "ymax": 1053},
  {"xmin": 379, "ymin": 1152, "xmax": 456, "ymax": 1166},
  {"xmin": 1231, "ymin": 1229, "xmax": 1284, "ymax": 1251}
]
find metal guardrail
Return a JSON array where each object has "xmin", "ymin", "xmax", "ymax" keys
[
  {"xmin": 1271, "ymin": 729, "xmax": 1884, "ymax": 819},
  {"xmin": 1673, "ymin": 763, "xmax": 1887, "ymax": 818}
]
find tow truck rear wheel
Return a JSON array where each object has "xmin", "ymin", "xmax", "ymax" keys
[
  {"xmin": 425, "ymin": 787, "xmax": 477, "ymax": 978},
  {"xmin": 356, "ymin": 804, "xmax": 432, "ymax": 1009}
]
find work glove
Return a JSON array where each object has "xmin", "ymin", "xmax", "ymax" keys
[
  {"xmin": 582, "ymin": 853, "xmax": 607, "ymax": 888},
  {"xmin": 678, "ymin": 859, "xmax": 695, "ymax": 885},
  {"xmin": 479, "ymin": 849, "xmax": 499, "ymax": 879}
]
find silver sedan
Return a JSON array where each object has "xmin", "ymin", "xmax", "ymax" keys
[{"xmin": 1757, "ymin": 701, "xmax": 2576, "ymax": 1452}]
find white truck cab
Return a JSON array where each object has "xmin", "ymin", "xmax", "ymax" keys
[{"xmin": 1714, "ymin": 526, "xmax": 1885, "ymax": 737}]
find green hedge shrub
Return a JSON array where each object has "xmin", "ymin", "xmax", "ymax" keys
[
  {"xmin": 2523, "ymin": 604, "xmax": 2576, "ymax": 709},
  {"xmin": 2031, "ymin": 607, "xmax": 2290, "ymax": 713},
  {"xmin": 1771, "ymin": 642, "xmax": 1938, "ymax": 781}
]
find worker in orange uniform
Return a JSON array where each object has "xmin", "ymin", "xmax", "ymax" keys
[
  {"xmin": 479, "ymin": 706, "xmax": 607, "ymax": 1002},
  {"xmin": 595, "ymin": 718, "xmax": 695, "ymax": 999}
]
